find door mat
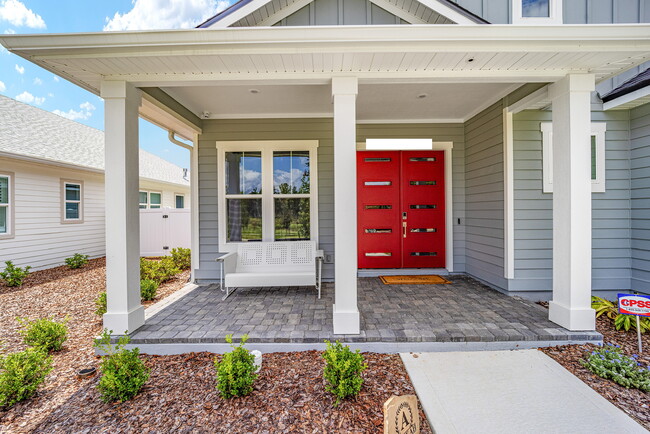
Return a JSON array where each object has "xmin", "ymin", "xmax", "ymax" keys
[{"xmin": 379, "ymin": 275, "xmax": 451, "ymax": 285}]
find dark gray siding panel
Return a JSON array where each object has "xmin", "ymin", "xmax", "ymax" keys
[
  {"xmin": 631, "ymin": 102, "xmax": 650, "ymax": 292},
  {"xmin": 280, "ymin": 0, "xmax": 403, "ymax": 25},
  {"xmin": 450, "ymin": 0, "xmax": 510, "ymax": 23}
]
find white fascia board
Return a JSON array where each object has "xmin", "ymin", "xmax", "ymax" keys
[
  {"xmin": 367, "ymin": 0, "xmax": 428, "ymax": 24},
  {"xmin": 415, "ymin": 0, "xmax": 478, "ymax": 24},
  {"xmin": 255, "ymin": 0, "xmax": 315, "ymax": 26},
  {"xmin": 603, "ymin": 85, "xmax": 650, "ymax": 111}
]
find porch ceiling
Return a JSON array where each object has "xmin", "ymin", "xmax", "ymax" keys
[{"xmin": 2, "ymin": 25, "xmax": 650, "ymax": 96}]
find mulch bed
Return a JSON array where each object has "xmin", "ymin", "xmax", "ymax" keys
[
  {"xmin": 0, "ymin": 258, "xmax": 190, "ymax": 433},
  {"xmin": 32, "ymin": 351, "xmax": 431, "ymax": 433},
  {"xmin": 539, "ymin": 316, "xmax": 650, "ymax": 430}
]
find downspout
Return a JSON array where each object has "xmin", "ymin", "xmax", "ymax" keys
[{"xmin": 167, "ymin": 130, "xmax": 193, "ymax": 151}]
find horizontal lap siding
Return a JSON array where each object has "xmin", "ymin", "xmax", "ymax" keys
[
  {"xmin": 464, "ymin": 101, "xmax": 506, "ymax": 289},
  {"xmin": 0, "ymin": 158, "xmax": 106, "ymax": 271},
  {"xmin": 510, "ymin": 110, "xmax": 632, "ymax": 292},
  {"xmin": 631, "ymin": 103, "xmax": 650, "ymax": 292}
]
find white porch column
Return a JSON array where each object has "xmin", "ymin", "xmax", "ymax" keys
[
  {"xmin": 332, "ymin": 77, "xmax": 360, "ymax": 335},
  {"xmin": 548, "ymin": 74, "xmax": 596, "ymax": 331},
  {"xmin": 100, "ymin": 81, "xmax": 145, "ymax": 334}
]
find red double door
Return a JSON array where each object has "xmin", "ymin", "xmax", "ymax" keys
[{"xmin": 357, "ymin": 150, "xmax": 445, "ymax": 269}]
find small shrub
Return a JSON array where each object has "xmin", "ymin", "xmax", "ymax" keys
[
  {"xmin": 170, "ymin": 248, "xmax": 191, "ymax": 270},
  {"xmin": 18, "ymin": 317, "xmax": 69, "ymax": 352},
  {"xmin": 591, "ymin": 296, "xmax": 650, "ymax": 333},
  {"xmin": 322, "ymin": 340, "xmax": 367, "ymax": 406},
  {"xmin": 214, "ymin": 334, "xmax": 257, "ymax": 399},
  {"xmin": 140, "ymin": 279, "xmax": 158, "ymax": 301},
  {"xmin": 140, "ymin": 257, "xmax": 180, "ymax": 284},
  {"xmin": 65, "ymin": 253, "xmax": 89, "ymax": 269},
  {"xmin": 0, "ymin": 348, "xmax": 52, "ymax": 408},
  {"xmin": 581, "ymin": 344, "xmax": 650, "ymax": 392},
  {"xmin": 0, "ymin": 261, "xmax": 31, "ymax": 287},
  {"xmin": 95, "ymin": 292, "xmax": 107, "ymax": 317},
  {"xmin": 94, "ymin": 330, "xmax": 149, "ymax": 403}
]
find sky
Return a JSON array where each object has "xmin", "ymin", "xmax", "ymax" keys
[{"xmin": 0, "ymin": 0, "xmax": 231, "ymax": 169}]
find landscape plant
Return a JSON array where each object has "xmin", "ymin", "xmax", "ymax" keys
[
  {"xmin": 581, "ymin": 344, "xmax": 650, "ymax": 392},
  {"xmin": 170, "ymin": 247, "xmax": 191, "ymax": 270},
  {"xmin": 214, "ymin": 334, "xmax": 257, "ymax": 399},
  {"xmin": 95, "ymin": 292, "xmax": 107, "ymax": 317},
  {"xmin": 591, "ymin": 296, "xmax": 650, "ymax": 333},
  {"xmin": 140, "ymin": 257, "xmax": 180, "ymax": 284},
  {"xmin": 94, "ymin": 329, "xmax": 149, "ymax": 403},
  {"xmin": 0, "ymin": 261, "xmax": 31, "ymax": 287},
  {"xmin": 64, "ymin": 253, "xmax": 89, "ymax": 269},
  {"xmin": 140, "ymin": 279, "xmax": 158, "ymax": 301},
  {"xmin": 0, "ymin": 347, "xmax": 52, "ymax": 408},
  {"xmin": 322, "ymin": 340, "xmax": 367, "ymax": 406},
  {"xmin": 18, "ymin": 316, "xmax": 69, "ymax": 352}
]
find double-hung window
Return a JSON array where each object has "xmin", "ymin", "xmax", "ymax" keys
[
  {"xmin": 217, "ymin": 141, "xmax": 318, "ymax": 251},
  {"xmin": 0, "ymin": 172, "xmax": 12, "ymax": 238},
  {"xmin": 61, "ymin": 180, "xmax": 83, "ymax": 223},
  {"xmin": 175, "ymin": 194, "xmax": 185, "ymax": 209},
  {"xmin": 139, "ymin": 191, "xmax": 162, "ymax": 209},
  {"xmin": 512, "ymin": 0, "xmax": 562, "ymax": 24}
]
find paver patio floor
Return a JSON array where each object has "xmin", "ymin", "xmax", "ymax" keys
[{"xmin": 129, "ymin": 276, "xmax": 601, "ymax": 344}]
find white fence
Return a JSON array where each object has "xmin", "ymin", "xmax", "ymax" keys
[{"xmin": 140, "ymin": 209, "xmax": 191, "ymax": 257}]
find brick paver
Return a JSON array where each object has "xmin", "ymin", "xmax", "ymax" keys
[{"xmin": 129, "ymin": 276, "xmax": 601, "ymax": 344}]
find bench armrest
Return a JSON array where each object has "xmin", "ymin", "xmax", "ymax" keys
[{"xmin": 216, "ymin": 252, "xmax": 237, "ymax": 274}]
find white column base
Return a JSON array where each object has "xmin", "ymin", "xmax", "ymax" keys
[
  {"xmin": 103, "ymin": 305, "xmax": 145, "ymax": 335},
  {"xmin": 548, "ymin": 301, "xmax": 595, "ymax": 331},
  {"xmin": 333, "ymin": 304, "xmax": 360, "ymax": 335}
]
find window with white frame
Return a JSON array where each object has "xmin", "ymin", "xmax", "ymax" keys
[
  {"xmin": 62, "ymin": 180, "xmax": 83, "ymax": 222},
  {"xmin": 0, "ymin": 173, "xmax": 12, "ymax": 237},
  {"xmin": 139, "ymin": 191, "xmax": 162, "ymax": 209},
  {"xmin": 541, "ymin": 122, "xmax": 606, "ymax": 193},
  {"xmin": 217, "ymin": 141, "xmax": 319, "ymax": 251},
  {"xmin": 175, "ymin": 194, "xmax": 185, "ymax": 209},
  {"xmin": 512, "ymin": 0, "xmax": 562, "ymax": 24}
]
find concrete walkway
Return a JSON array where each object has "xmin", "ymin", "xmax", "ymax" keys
[{"xmin": 401, "ymin": 350, "xmax": 646, "ymax": 434}]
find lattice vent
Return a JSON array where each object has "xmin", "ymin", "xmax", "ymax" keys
[
  {"xmin": 239, "ymin": 244, "xmax": 263, "ymax": 266},
  {"xmin": 290, "ymin": 241, "xmax": 313, "ymax": 265},
  {"xmin": 266, "ymin": 243, "xmax": 289, "ymax": 265}
]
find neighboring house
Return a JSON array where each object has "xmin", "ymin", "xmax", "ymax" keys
[
  {"xmin": 0, "ymin": 95, "xmax": 190, "ymax": 270},
  {"xmin": 3, "ymin": 0, "xmax": 649, "ymax": 336}
]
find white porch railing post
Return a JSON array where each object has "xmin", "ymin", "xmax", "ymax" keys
[
  {"xmin": 548, "ymin": 74, "xmax": 596, "ymax": 331},
  {"xmin": 101, "ymin": 81, "xmax": 145, "ymax": 334},
  {"xmin": 332, "ymin": 77, "xmax": 360, "ymax": 335}
]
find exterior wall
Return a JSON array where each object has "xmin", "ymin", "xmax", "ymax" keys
[
  {"xmin": 463, "ymin": 101, "xmax": 506, "ymax": 289},
  {"xmin": 139, "ymin": 179, "xmax": 190, "ymax": 209},
  {"xmin": 509, "ymin": 109, "xmax": 633, "ymax": 294},
  {"xmin": 631, "ymin": 102, "xmax": 650, "ymax": 292}
]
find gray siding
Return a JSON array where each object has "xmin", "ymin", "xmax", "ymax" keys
[
  {"xmin": 631, "ymin": 102, "xmax": 650, "ymax": 292},
  {"xmin": 464, "ymin": 101, "xmax": 506, "ymax": 289},
  {"xmin": 279, "ymin": 0, "xmax": 404, "ymax": 26},
  {"xmin": 509, "ymin": 109, "xmax": 633, "ymax": 293},
  {"xmin": 449, "ymin": 0, "xmax": 510, "ymax": 24}
]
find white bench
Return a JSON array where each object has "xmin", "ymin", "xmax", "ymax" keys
[{"xmin": 216, "ymin": 241, "xmax": 323, "ymax": 300}]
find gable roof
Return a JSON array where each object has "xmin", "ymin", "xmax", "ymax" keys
[
  {"xmin": 601, "ymin": 67, "xmax": 650, "ymax": 100},
  {"xmin": 197, "ymin": 0, "xmax": 487, "ymax": 28},
  {"xmin": 0, "ymin": 94, "xmax": 189, "ymax": 187}
]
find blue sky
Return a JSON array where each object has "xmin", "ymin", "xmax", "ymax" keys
[{"xmin": 0, "ymin": 0, "xmax": 231, "ymax": 169}]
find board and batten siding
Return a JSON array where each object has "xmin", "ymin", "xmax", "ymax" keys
[
  {"xmin": 631, "ymin": 102, "xmax": 650, "ymax": 292},
  {"xmin": 509, "ymin": 109, "xmax": 633, "ymax": 295},
  {"xmin": 0, "ymin": 157, "xmax": 106, "ymax": 271},
  {"xmin": 463, "ymin": 101, "xmax": 506, "ymax": 290}
]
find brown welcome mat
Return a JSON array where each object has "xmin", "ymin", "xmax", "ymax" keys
[{"xmin": 379, "ymin": 275, "xmax": 451, "ymax": 285}]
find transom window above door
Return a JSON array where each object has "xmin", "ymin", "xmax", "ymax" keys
[{"xmin": 217, "ymin": 141, "xmax": 319, "ymax": 251}]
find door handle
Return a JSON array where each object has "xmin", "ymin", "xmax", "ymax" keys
[{"xmin": 403, "ymin": 221, "xmax": 407, "ymax": 238}]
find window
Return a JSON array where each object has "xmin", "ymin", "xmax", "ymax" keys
[
  {"xmin": 512, "ymin": 0, "xmax": 562, "ymax": 24},
  {"xmin": 0, "ymin": 172, "xmax": 13, "ymax": 238},
  {"xmin": 139, "ymin": 191, "xmax": 162, "ymax": 209},
  {"xmin": 175, "ymin": 194, "xmax": 185, "ymax": 209},
  {"xmin": 217, "ymin": 141, "xmax": 319, "ymax": 251},
  {"xmin": 139, "ymin": 191, "xmax": 148, "ymax": 209},
  {"xmin": 61, "ymin": 180, "xmax": 83, "ymax": 223},
  {"xmin": 541, "ymin": 122, "xmax": 606, "ymax": 193}
]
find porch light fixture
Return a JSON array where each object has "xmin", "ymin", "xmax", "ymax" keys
[{"xmin": 365, "ymin": 139, "xmax": 433, "ymax": 150}]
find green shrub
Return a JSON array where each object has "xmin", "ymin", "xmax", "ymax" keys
[
  {"xmin": 140, "ymin": 257, "xmax": 180, "ymax": 284},
  {"xmin": 94, "ymin": 330, "xmax": 149, "ymax": 403},
  {"xmin": 95, "ymin": 292, "xmax": 107, "ymax": 317},
  {"xmin": 65, "ymin": 253, "xmax": 89, "ymax": 269},
  {"xmin": 0, "ymin": 261, "xmax": 31, "ymax": 287},
  {"xmin": 322, "ymin": 340, "xmax": 367, "ymax": 406},
  {"xmin": 18, "ymin": 317, "xmax": 69, "ymax": 352},
  {"xmin": 170, "ymin": 248, "xmax": 191, "ymax": 270},
  {"xmin": 214, "ymin": 334, "xmax": 257, "ymax": 399},
  {"xmin": 140, "ymin": 279, "xmax": 158, "ymax": 301},
  {"xmin": 0, "ymin": 348, "xmax": 52, "ymax": 408},
  {"xmin": 581, "ymin": 344, "xmax": 650, "ymax": 392},
  {"xmin": 591, "ymin": 296, "xmax": 650, "ymax": 333}
]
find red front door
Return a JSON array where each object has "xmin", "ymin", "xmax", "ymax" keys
[{"xmin": 357, "ymin": 150, "xmax": 445, "ymax": 268}]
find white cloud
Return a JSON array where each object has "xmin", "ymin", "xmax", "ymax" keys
[
  {"xmin": 15, "ymin": 91, "xmax": 45, "ymax": 105},
  {"xmin": 0, "ymin": 80, "xmax": 5, "ymax": 92},
  {"xmin": 104, "ymin": 0, "xmax": 229, "ymax": 31},
  {"xmin": 52, "ymin": 76, "xmax": 59, "ymax": 82},
  {"xmin": 52, "ymin": 101, "xmax": 97, "ymax": 121},
  {"xmin": 0, "ymin": 0, "xmax": 45, "ymax": 29},
  {"xmin": 33, "ymin": 77, "xmax": 42, "ymax": 85},
  {"xmin": 3, "ymin": 27, "xmax": 15, "ymax": 33},
  {"xmin": 14, "ymin": 64, "xmax": 23, "ymax": 74},
  {"xmin": 47, "ymin": 92, "xmax": 53, "ymax": 97}
]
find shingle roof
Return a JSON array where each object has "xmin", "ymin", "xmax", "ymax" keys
[
  {"xmin": 0, "ymin": 94, "xmax": 189, "ymax": 186},
  {"xmin": 601, "ymin": 67, "xmax": 650, "ymax": 103}
]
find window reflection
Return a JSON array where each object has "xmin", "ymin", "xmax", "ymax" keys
[
  {"xmin": 226, "ymin": 152, "xmax": 262, "ymax": 195},
  {"xmin": 522, "ymin": 0, "xmax": 549, "ymax": 17},
  {"xmin": 273, "ymin": 151, "xmax": 310, "ymax": 194}
]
